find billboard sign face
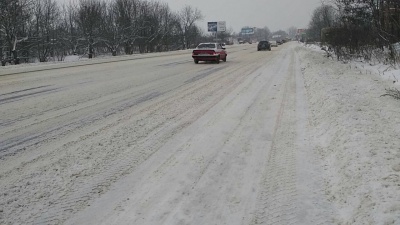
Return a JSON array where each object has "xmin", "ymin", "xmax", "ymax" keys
[
  {"xmin": 217, "ymin": 21, "xmax": 226, "ymax": 32},
  {"xmin": 241, "ymin": 27, "xmax": 254, "ymax": 35},
  {"xmin": 208, "ymin": 22, "xmax": 218, "ymax": 32},
  {"xmin": 297, "ymin": 29, "xmax": 306, "ymax": 35}
]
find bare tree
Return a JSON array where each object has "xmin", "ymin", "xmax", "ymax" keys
[
  {"xmin": 142, "ymin": 1, "xmax": 166, "ymax": 52},
  {"xmin": 113, "ymin": 0, "xmax": 142, "ymax": 54},
  {"xmin": 59, "ymin": 3, "xmax": 81, "ymax": 56},
  {"xmin": 76, "ymin": 0, "xmax": 104, "ymax": 58},
  {"xmin": 0, "ymin": 0, "xmax": 31, "ymax": 63},
  {"xmin": 255, "ymin": 26, "xmax": 271, "ymax": 41},
  {"xmin": 99, "ymin": 2, "xmax": 122, "ymax": 56},
  {"xmin": 308, "ymin": 4, "xmax": 336, "ymax": 42},
  {"xmin": 287, "ymin": 26, "xmax": 297, "ymax": 39},
  {"xmin": 0, "ymin": 0, "xmax": 206, "ymax": 65},
  {"xmin": 320, "ymin": 0, "xmax": 400, "ymax": 62},
  {"xmin": 178, "ymin": 5, "xmax": 203, "ymax": 49},
  {"xmin": 158, "ymin": 5, "xmax": 180, "ymax": 51},
  {"xmin": 160, "ymin": 11, "xmax": 182, "ymax": 50},
  {"xmin": 32, "ymin": 0, "xmax": 60, "ymax": 62},
  {"xmin": 379, "ymin": 0, "xmax": 400, "ymax": 44}
]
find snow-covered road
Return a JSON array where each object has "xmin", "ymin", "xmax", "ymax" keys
[{"xmin": 1, "ymin": 43, "xmax": 399, "ymax": 225}]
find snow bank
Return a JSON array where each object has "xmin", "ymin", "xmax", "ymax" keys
[
  {"xmin": 0, "ymin": 50, "xmax": 192, "ymax": 76},
  {"xmin": 303, "ymin": 44, "xmax": 400, "ymax": 86},
  {"xmin": 357, "ymin": 63, "xmax": 400, "ymax": 86},
  {"xmin": 63, "ymin": 55, "xmax": 81, "ymax": 62},
  {"xmin": 296, "ymin": 45, "xmax": 400, "ymax": 224},
  {"xmin": 303, "ymin": 43, "xmax": 325, "ymax": 53}
]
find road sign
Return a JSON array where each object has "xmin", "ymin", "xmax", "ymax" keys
[{"xmin": 208, "ymin": 22, "xmax": 218, "ymax": 32}]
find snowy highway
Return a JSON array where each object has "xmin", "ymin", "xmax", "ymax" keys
[{"xmin": 1, "ymin": 43, "xmax": 399, "ymax": 225}]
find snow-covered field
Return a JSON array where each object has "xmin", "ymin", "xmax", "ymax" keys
[{"xmin": 0, "ymin": 43, "xmax": 399, "ymax": 224}]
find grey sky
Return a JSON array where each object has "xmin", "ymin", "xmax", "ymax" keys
[
  {"xmin": 163, "ymin": 0, "xmax": 322, "ymax": 33},
  {"xmin": 58, "ymin": 0, "xmax": 322, "ymax": 33}
]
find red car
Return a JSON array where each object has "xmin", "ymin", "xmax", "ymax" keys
[{"xmin": 192, "ymin": 43, "xmax": 227, "ymax": 64}]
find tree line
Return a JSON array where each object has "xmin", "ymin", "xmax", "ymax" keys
[
  {"xmin": 307, "ymin": 0, "xmax": 400, "ymax": 62},
  {"xmin": 0, "ymin": 0, "xmax": 205, "ymax": 64}
]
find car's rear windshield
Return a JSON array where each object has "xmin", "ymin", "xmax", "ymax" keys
[
  {"xmin": 197, "ymin": 44, "xmax": 216, "ymax": 49},
  {"xmin": 259, "ymin": 41, "xmax": 269, "ymax": 44}
]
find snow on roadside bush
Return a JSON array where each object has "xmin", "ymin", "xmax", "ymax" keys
[{"xmin": 303, "ymin": 43, "xmax": 400, "ymax": 87}]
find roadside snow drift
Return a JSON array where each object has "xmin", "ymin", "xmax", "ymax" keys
[{"xmin": 297, "ymin": 46, "xmax": 400, "ymax": 225}]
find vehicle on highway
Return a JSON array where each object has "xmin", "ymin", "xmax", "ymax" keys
[
  {"xmin": 269, "ymin": 41, "xmax": 278, "ymax": 47},
  {"xmin": 192, "ymin": 43, "xmax": 227, "ymax": 64},
  {"xmin": 257, "ymin": 41, "xmax": 271, "ymax": 51}
]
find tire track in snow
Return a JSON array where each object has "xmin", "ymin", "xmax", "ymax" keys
[
  {"xmin": 251, "ymin": 51, "xmax": 299, "ymax": 225},
  {"xmin": 0, "ymin": 63, "xmax": 230, "ymax": 158},
  {"xmin": 32, "ymin": 54, "xmax": 264, "ymax": 225},
  {"xmin": 62, "ymin": 47, "xmax": 285, "ymax": 225},
  {"xmin": 0, "ymin": 91, "xmax": 162, "ymax": 158},
  {"xmin": 0, "ymin": 50, "xmax": 269, "ymax": 225}
]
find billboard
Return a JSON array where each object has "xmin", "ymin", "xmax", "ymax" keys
[
  {"xmin": 217, "ymin": 21, "xmax": 226, "ymax": 32},
  {"xmin": 241, "ymin": 27, "xmax": 254, "ymax": 35},
  {"xmin": 208, "ymin": 22, "xmax": 218, "ymax": 32},
  {"xmin": 297, "ymin": 29, "xmax": 306, "ymax": 35},
  {"xmin": 208, "ymin": 21, "xmax": 226, "ymax": 32}
]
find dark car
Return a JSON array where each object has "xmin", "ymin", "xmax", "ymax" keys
[{"xmin": 257, "ymin": 41, "xmax": 271, "ymax": 51}]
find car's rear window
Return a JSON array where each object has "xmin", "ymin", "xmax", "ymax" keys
[
  {"xmin": 197, "ymin": 44, "xmax": 216, "ymax": 49},
  {"xmin": 259, "ymin": 41, "xmax": 268, "ymax": 44}
]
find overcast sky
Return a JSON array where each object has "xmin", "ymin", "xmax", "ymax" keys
[
  {"xmin": 163, "ymin": 0, "xmax": 322, "ymax": 33},
  {"xmin": 58, "ymin": 0, "xmax": 322, "ymax": 33}
]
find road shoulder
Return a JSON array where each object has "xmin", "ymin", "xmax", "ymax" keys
[{"xmin": 296, "ymin": 45, "xmax": 400, "ymax": 224}]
